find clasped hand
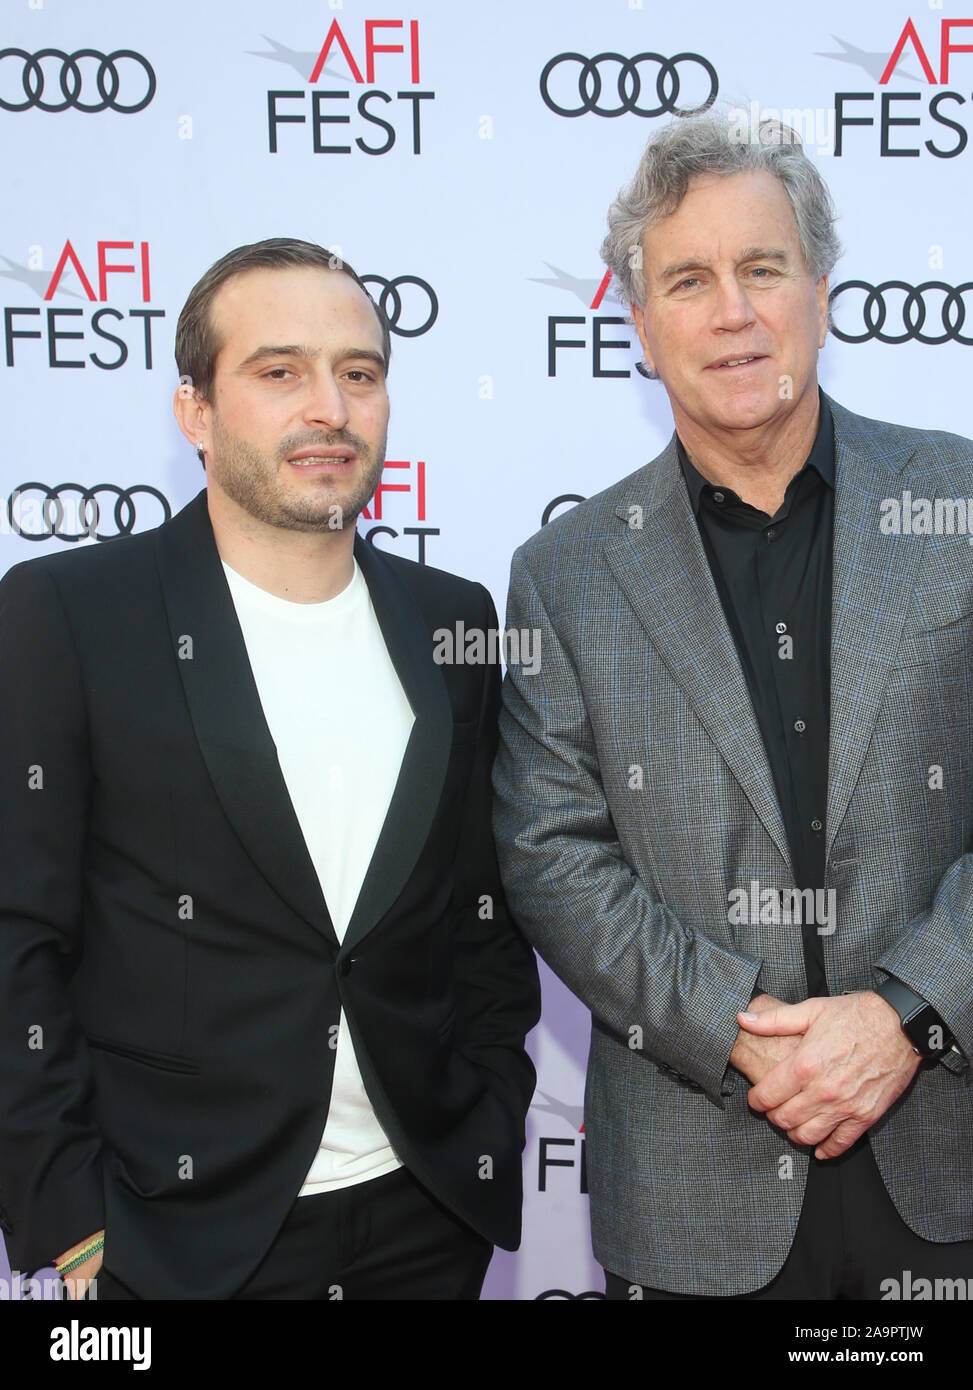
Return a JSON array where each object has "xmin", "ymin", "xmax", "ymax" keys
[{"xmin": 729, "ymin": 992, "xmax": 922, "ymax": 1159}]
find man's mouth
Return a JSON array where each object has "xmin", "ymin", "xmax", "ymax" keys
[
  {"xmin": 709, "ymin": 354, "xmax": 765, "ymax": 369},
  {"xmin": 286, "ymin": 449, "xmax": 356, "ymax": 469}
]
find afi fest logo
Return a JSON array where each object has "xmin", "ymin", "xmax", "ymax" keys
[
  {"xmin": 826, "ymin": 16, "xmax": 973, "ymax": 156},
  {"xmin": 2, "ymin": 238, "xmax": 165, "ymax": 371},
  {"xmin": 362, "ymin": 454, "xmax": 439, "ymax": 564},
  {"xmin": 532, "ymin": 1091, "xmax": 588, "ymax": 1194},
  {"xmin": 258, "ymin": 19, "xmax": 433, "ymax": 155},
  {"xmin": 534, "ymin": 264, "xmax": 644, "ymax": 380}
]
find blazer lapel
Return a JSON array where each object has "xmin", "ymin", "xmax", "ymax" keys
[
  {"xmin": 154, "ymin": 489, "xmax": 339, "ymax": 944},
  {"xmin": 155, "ymin": 491, "xmax": 453, "ymax": 952},
  {"xmin": 603, "ymin": 440, "xmax": 793, "ymax": 873},
  {"xmin": 340, "ymin": 534, "xmax": 452, "ymax": 953},
  {"xmin": 825, "ymin": 394, "xmax": 927, "ymax": 861}
]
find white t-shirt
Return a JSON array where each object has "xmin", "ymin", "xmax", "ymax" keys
[{"xmin": 221, "ymin": 555, "xmax": 415, "ymax": 1193}]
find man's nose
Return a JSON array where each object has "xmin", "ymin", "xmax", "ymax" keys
[
  {"xmin": 712, "ymin": 276, "xmax": 756, "ymax": 331},
  {"xmin": 303, "ymin": 373, "xmax": 349, "ymax": 430}
]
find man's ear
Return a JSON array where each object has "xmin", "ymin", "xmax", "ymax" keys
[
  {"xmin": 815, "ymin": 275, "xmax": 829, "ymax": 348},
  {"xmin": 172, "ymin": 381, "xmax": 211, "ymax": 456},
  {"xmin": 630, "ymin": 300, "xmax": 656, "ymax": 376}
]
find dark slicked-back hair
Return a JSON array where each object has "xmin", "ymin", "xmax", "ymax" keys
[{"xmin": 174, "ymin": 237, "xmax": 391, "ymax": 402}]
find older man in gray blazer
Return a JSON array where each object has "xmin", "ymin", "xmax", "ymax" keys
[{"xmin": 492, "ymin": 113, "xmax": 973, "ymax": 1299}]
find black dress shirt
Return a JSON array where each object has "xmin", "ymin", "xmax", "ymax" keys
[
  {"xmin": 677, "ymin": 394, "xmax": 833, "ymax": 997},
  {"xmin": 677, "ymin": 393, "xmax": 952, "ymax": 1050}
]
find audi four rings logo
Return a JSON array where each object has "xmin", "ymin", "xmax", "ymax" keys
[
  {"xmin": 361, "ymin": 274, "xmax": 438, "ymax": 337},
  {"xmin": 829, "ymin": 281, "xmax": 973, "ymax": 345},
  {"xmin": 8, "ymin": 484, "xmax": 171, "ymax": 542},
  {"xmin": 540, "ymin": 51, "xmax": 718, "ymax": 118},
  {"xmin": 0, "ymin": 48, "xmax": 156, "ymax": 113}
]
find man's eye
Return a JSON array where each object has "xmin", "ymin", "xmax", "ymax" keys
[
  {"xmin": 344, "ymin": 370, "xmax": 374, "ymax": 383},
  {"xmin": 264, "ymin": 367, "xmax": 293, "ymax": 379},
  {"xmin": 748, "ymin": 267, "xmax": 774, "ymax": 279},
  {"xmin": 676, "ymin": 277, "xmax": 699, "ymax": 290}
]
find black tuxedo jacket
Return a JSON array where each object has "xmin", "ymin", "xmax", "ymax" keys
[{"xmin": 0, "ymin": 488, "xmax": 539, "ymax": 1298}]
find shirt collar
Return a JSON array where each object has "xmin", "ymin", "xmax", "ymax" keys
[{"xmin": 676, "ymin": 389, "xmax": 834, "ymax": 516}]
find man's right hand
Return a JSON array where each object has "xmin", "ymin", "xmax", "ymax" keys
[
  {"xmin": 729, "ymin": 993, "xmax": 803, "ymax": 1085},
  {"xmin": 55, "ymin": 1229, "xmax": 105, "ymax": 1300}
]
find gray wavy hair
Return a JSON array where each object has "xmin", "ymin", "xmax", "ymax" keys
[{"xmin": 601, "ymin": 110, "xmax": 842, "ymax": 310}]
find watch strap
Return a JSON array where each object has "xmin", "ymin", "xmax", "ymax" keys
[{"xmin": 874, "ymin": 976, "xmax": 953, "ymax": 1057}]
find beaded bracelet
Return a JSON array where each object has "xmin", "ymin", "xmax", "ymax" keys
[{"xmin": 55, "ymin": 1236, "xmax": 104, "ymax": 1275}]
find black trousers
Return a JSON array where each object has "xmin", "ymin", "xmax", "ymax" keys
[
  {"xmin": 88, "ymin": 1165, "xmax": 493, "ymax": 1300},
  {"xmin": 605, "ymin": 1135, "xmax": 973, "ymax": 1300}
]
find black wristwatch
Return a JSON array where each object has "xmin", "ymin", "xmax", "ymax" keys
[{"xmin": 873, "ymin": 976, "xmax": 955, "ymax": 1059}]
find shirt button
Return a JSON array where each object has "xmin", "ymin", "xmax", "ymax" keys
[
  {"xmin": 712, "ymin": 491, "xmax": 726, "ymax": 503},
  {"xmin": 766, "ymin": 528, "xmax": 777, "ymax": 540},
  {"xmin": 794, "ymin": 720, "xmax": 806, "ymax": 733},
  {"xmin": 811, "ymin": 819, "xmax": 823, "ymax": 832},
  {"xmin": 776, "ymin": 622, "xmax": 787, "ymax": 634}
]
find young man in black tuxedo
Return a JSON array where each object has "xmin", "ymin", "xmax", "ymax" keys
[{"xmin": 0, "ymin": 238, "xmax": 539, "ymax": 1300}]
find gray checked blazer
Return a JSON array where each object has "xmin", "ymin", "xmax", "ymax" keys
[{"xmin": 492, "ymin": 390, "xmax": 973, "ymax": 1295}]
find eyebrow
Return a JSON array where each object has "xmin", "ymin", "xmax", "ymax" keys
[
  {"xmin": 236, "ymin": 344, "xmax": 386, "ymax": 372},
  {"xmin": 658, "ymin": 247, "xmax": 790, "ymax": 281}
]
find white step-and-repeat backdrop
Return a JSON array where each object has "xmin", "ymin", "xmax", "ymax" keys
[{"xmin": 1, "ymin": 0, "xmax": 970, "ymax": 1300}]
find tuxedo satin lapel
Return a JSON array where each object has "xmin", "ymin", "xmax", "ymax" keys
[
  {"xmin": 153, "ymin": 489, "xmax": 338, "ymax": 945},
  {"xmin": 339, "ymin": 533, "xmax": 452, "ymax": 954},
  {"xmin": 603, "ymin": 442, "xmax": 793, "ymax": 873},
  {"xmin": 825, "ymin": 398, "xmax": 926, "ymax": 861}
]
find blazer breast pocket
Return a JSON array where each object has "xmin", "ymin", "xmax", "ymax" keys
[{"xmin": 896, "ymin": 608, "xmax": 973, "ymax": 668}]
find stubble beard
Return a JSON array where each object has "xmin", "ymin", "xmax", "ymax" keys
[{"xmin": 207, "ymin": 411, "xmax": 387, "ymax": 533}]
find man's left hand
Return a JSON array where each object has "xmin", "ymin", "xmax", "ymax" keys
[{"xmin": 737, "ymin": 992, "xmax": 923, "ymax": 1158}]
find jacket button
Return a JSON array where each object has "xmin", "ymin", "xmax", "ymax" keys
[{"xmin": 338, "ymin": 958, "xmax": 353, "ymax": 977}]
